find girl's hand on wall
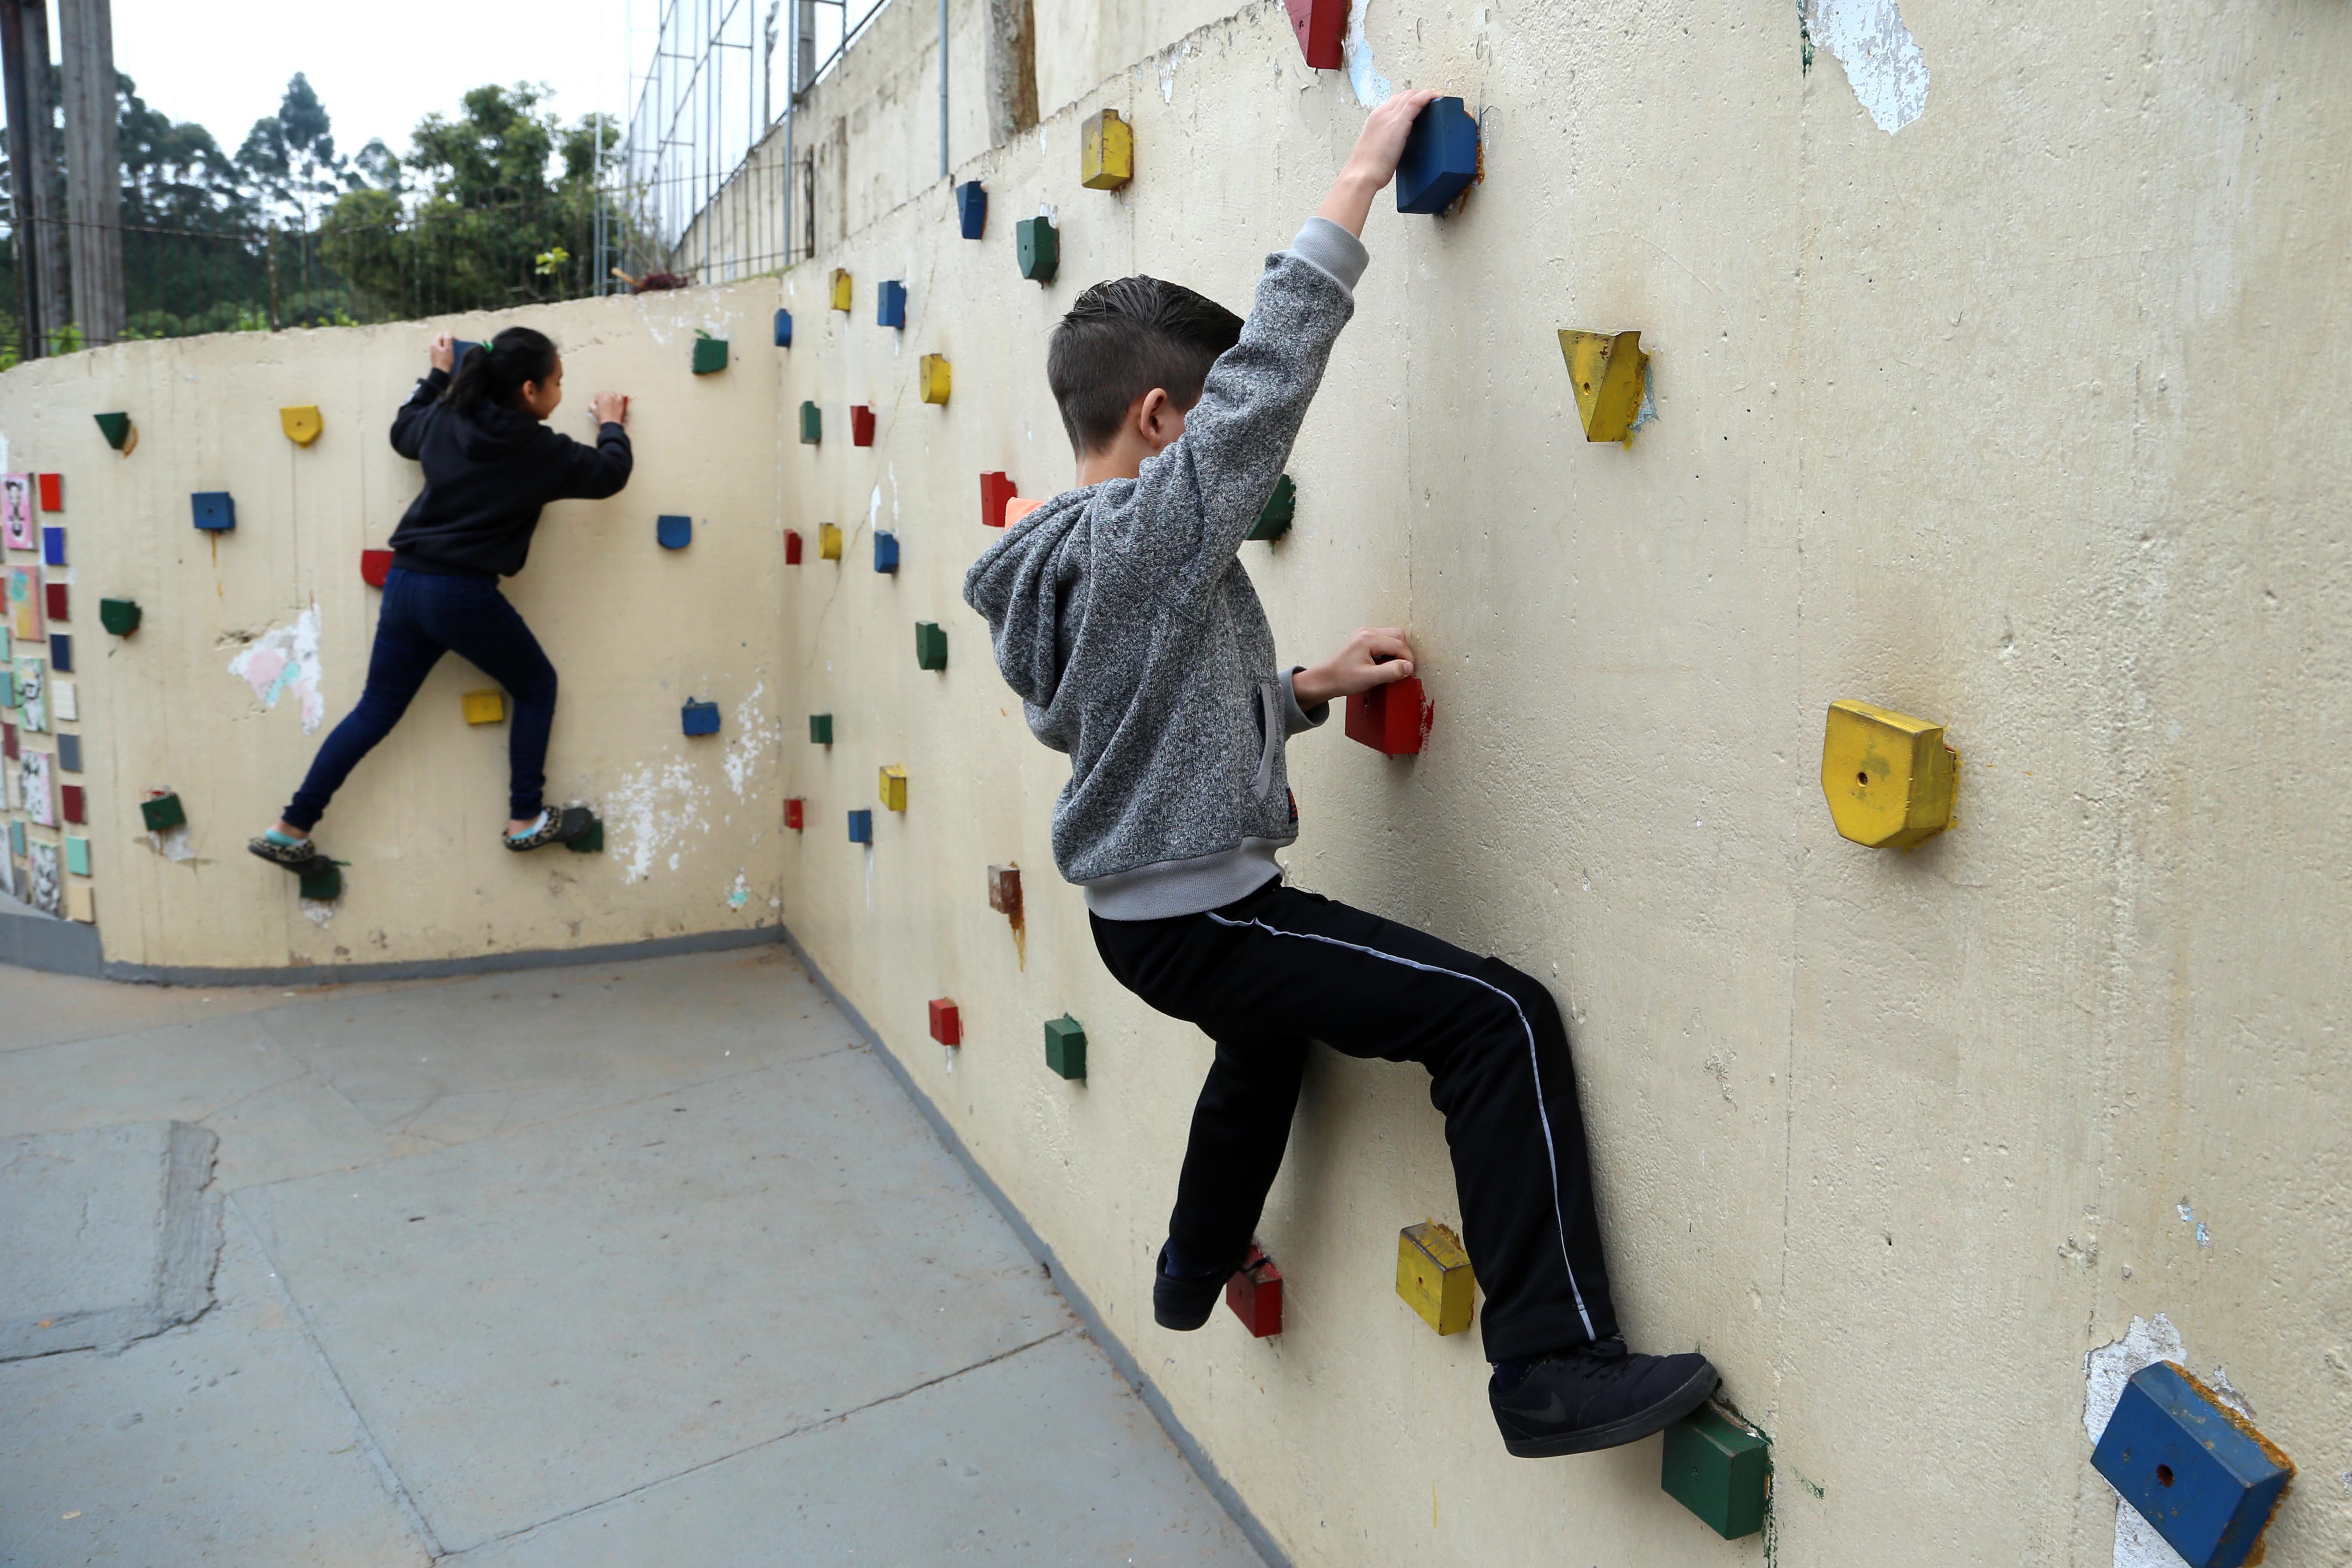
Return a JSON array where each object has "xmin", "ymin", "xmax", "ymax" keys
[
  {"xmin": 429, "ymin": 333, "xmax": 456, "ymax": 373},
  {"xmin": 1315, "ymin": 88, "xmax": 1442, "ymax": 236},
  {"xmin": 1293, "ymin": 628, "xmax": 1416, "ymax": 709},
  {"xmin": 591, "ymin": 392, "xmax": 629, "ymax": 427}
]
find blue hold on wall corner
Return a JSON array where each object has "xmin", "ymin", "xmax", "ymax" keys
[
  {"xmin": 2091, "ymin": 1362, "xmax": 2294, "ymax": 1568},
  {"xmin": 657, "ymin": 514, "xmax": 692, "ymax": 549},
  {"xmin": 1396, "ymin": 96, "xmax": 1479, "ymax": 215},
  {"xmin": 873, "ymin": 531, "xmax": 900, "ymax": 573},
  {"xmin": 774, "ymin": 308, "xmax": 793, "ymax": 347},
  {"xmin": 956, "ymin": 180, "xmax": 987, "ymax": 239}
]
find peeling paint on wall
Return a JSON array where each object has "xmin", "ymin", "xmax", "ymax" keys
[
  {"xmin": 1344, "ymin": 0, "xmax": 1390, "ymax": 108},
  {"xmin": 1802, "ymin": 0, "xmax": 1928, "ymax": 134},
  {"xmin": 609, "ymin": 756, "xmax": 708, "ymax": 884},
  {"xmin": 2084, "ymin": 1315, "xmax": 2256, "ymax": 1568},
  {"xmin": 723, "ymin": 680, "xmax": 780, "ymax": 798},
  {"xmin": 226, "ymin": 605, "xmax": 326, "ymax": 733}
]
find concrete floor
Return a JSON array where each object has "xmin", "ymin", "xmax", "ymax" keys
[{"xmin": 0, "ymin": 946, "xmax": 1267, "ymax": 1566}]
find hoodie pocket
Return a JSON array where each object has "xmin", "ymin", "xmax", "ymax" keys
[{"xmin": 1251, "ymin": 680, "xmax": 1281, "ymax": 801}]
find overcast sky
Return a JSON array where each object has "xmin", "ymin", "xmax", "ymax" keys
[{"xmin": 108, "ymin": 0, "xmax": 635, "ymax": 158}]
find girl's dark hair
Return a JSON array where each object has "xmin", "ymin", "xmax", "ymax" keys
[
  {"xmin": 1047, "ymin": 276, "xmax": 1243, "ymax": 453},
  {"xmin": 445, "ymin": 326, "xmax": 559, "ymax": 415}
]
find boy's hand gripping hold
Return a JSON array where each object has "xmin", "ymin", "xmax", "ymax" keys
[{"xmin": 1292, "ymin": 628, "xmax": 1416, "ymax": 710}]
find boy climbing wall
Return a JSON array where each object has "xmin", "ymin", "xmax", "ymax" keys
[{"xmin": 964, "ymin": 92, "xmax": 1718, "ymax": 1457}]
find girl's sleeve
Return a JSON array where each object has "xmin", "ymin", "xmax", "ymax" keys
[
  {"xmin": 548, "ymin": 423, "xmax": 634, "ymax": 501},
  {"xmin": 389, "ymin": 370, "xmax": 448, "ymax": 458}
]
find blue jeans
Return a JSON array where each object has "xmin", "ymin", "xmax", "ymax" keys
[{"xmin": 283, "ymin": 568, "xmax": 558, "ymax": 830}]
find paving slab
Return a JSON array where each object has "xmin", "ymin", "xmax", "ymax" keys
[
  {"xmin": 0, "ymin": 964, "xmax": 289, "ymax": 1057},
  {"xmin": 256, "ymin": 947, "xmax": 845, "ymax": 1141},
  {"xmin": 235, "ymin": 1046, "xmax": 1074, "ymax": 1553},
  {"xmin": 451, "ymin": 1330, "xmax": 1267, "ymax": 1567},
  {"xmin": 1, "ymin": 1122, "xmax": 221, "ymax": 1360},
  {"xmin": 0, "ymin": 1214, "xmax": 433, "ymax": 1567}
]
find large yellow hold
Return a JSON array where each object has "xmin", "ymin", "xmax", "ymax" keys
[
  {"xmin": 1396, "ymin": 1222, "xmax": 1476, "ymax": 1335},
  {"xmin": 1081, "ymin": 107, "xmax": 1133, "ymax": 190},
  {"xmin": 919, "ymin": 354, "xmax": 952, "ymax": 405},
  {"xmin": 279, "ymin": 405, "xmax": 323, "ymax": 447},
  {"xmin": 1556, "ymin": 330, "xmax": 1648, "ymax": 444},
  {"xmin": 1820, "ymin": 699, "xmax": 1957, "ymax": 849},
  {"xmin": 462, "ymin": 689, "xmax": 506, "ymax": 726},
  {"xmin": 878, "ymin": 764, "xmax": 908, "ymax": 812}
]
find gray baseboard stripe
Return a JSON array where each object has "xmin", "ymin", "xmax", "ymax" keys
[
  {"xmin": 775, "ymin": 923, "xmax": 1291, "ymax": 1568},
  {"xmin": 2, "ymin": 917, "xmax": 784, "ymax": 987}
]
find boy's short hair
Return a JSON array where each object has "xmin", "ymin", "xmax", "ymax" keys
[{"xmin": 1047, "ymin": 276, "xmax": 1245, "ymax": 453}]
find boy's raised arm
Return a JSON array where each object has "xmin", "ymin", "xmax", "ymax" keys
[{"xmin": 1098, "ymin": 90, "xmax": 1438, "ymax": 603}]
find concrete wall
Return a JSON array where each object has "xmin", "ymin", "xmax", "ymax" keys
[{"xmin": 6, "ymin": 0, "xmax": 2350, "ymax": 1562}]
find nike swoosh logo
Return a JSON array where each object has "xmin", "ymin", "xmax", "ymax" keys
[{"xmin": 1504, "ymin": 1391, "xmax": 1566, "ymax": 1424}]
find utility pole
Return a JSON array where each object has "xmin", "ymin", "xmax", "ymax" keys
[
  {"xmin": 55, "ymin": 0, "xmax": 122, "ymax": 346},
  {"xmin": 0, "ymin": 0, "xmax": 69, "ymax": 356}
]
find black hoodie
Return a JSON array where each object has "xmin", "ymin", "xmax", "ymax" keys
[{"xmin": 385, "ymin": 368, "xmax": 633, "ymax": 579}]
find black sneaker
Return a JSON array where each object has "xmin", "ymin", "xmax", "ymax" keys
[
  {"xmin": 1489, "ymin": 1338, "xmax": 1718, "ymax": 1457},
  {"xmin": 1152, "ymin": 1243, "xmax": 1236, "ymax": 1331}
]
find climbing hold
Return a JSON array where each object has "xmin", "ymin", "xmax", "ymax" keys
[
  {"xmin": 37, "ymin": 474, "xmax": 61, "ymax": 511},
  {"xmin": 64, "ymin": 881, "xmax": 93, "ymax": 922},
  {"xmin": 956, "ymin": 180, "xmax": 987, "ymax": 238},
  {"xmin": 42, "ymin": 525, "xmax": 64, "ymax": 565},
  {"xmin": 800, "ymin": 401, "xmax": 822, "ymax": 445},
  {"xmin": 784, "ymin": 530, "xmax": 804, "ymax": 565},
  {"xmin": 830, "ymin": 268, "xmax": 853, "ymax": 311},
  {"xmin": 1396, "ymin": 95, "xmax": 1479, "ymax": 214},
  {"xmin": 1285, "ymin": 0, "xmax": 1344, "ymax": 69},
  {"xmin": 94, "ymin": 412, "xmax": 135, "ymax": 452},
  {"xmin": 915, "ymin": 621, "xmax": 947, "ymax": 671},
  {"xmin": 1004, "ymin": 497, "xmax": 1044, "ymax": 528},
  {"xmin": 1017, "ymin": 217, "xmax": 1059, "ymax": 284},
  {"xmin": 809, "ymin": 713, "xmax": 834, "ymax": 744},
  {"xmin": 1044, "ymin": 1014, "xmax": 1087, "ymax": 1080},
  {"xmin": 1662, "ymin": 1402, "xmax": 1770, "ymax": 1540},
  {"xmin": 453, "ymin": 340, "xmax": 480, "ymax": 363},
  {"xmin": 879, "ymin": 763, "xmax": 907, "ymax": 812},
  {"xmin": 980, "ymin": 471, "xmax": 1018, "ymax": 528},
  {"xmin": 191, "ymin": 492, "xmax": 236, "ymax": 531},
  {"xmin": 1225, "ymin": 1242, "xmax": 1283, "ymax": 1338},
  {"xmin": 44, "ymin": 582, "xmax": 66, "ymax": 622},
  {"xmin": 280, "ymin": 406, "xmax": 323, "ymax": 446},
  {"xmin": 564, "ymin": 815, "xmax": 604, "ymax": 854},
  {"xmin": 61, "ymin": 784, "xmax": 86, "ymax": 824},
  {"xmin": 462, "ymin": 689, "xmax": 506, "ymax": 726},
  {"xmin": 919, "ymin": 355, "xmax": 952, "ymax": 405},
  {"xmin": 1346, "ymin": 676, "xmax": 1432, "ymax": 756},
  {"xmin": 361, "ymin": 549, "xmax": 393, "ymax": 587},
  {"xmin": 682, "ymin": 699, "xmax": 721, "ymax": 737},
  {"xmin": 1557, "ymin": 330, "xmax": 1650, "ymax": 445},
  {"xmin": 1246, "ymin": 475, "xmax": 1295, "ymax": 542},
  {"xmin": 848, "ymin": 808, "xmax": 873, "ymax": 844},
  {"xmin": 64, "ymin": 833, "xmax": 90, "ymax": 876},
  {"xmin": 988, "ymin": 864, "xmax": 1023, "ymax": 919},
  {"xmin": 929, "ymin": 997, "xmax": 963, "ymax": 1045},
  {"xmin": 774, "ymin": 308, "xmax": 793, "ymax": 347},
  {"xmin": 874, "ymin": 531, "xmax": 900, "ymax": 573},
  {"xmin": 140, "ymin": 791, "xmax": 186, "ymax": 833},
  {"xmin": 851, "ymin": 405, "xmax": 876, "ymax": 446},
  {"xmin": 877, "ymin": 280, "xmax": 907, "ymax": 329},
  {"xmin": 2091, "ymin": 1362, "xmax": 2293, "ymax": 1568},
  {"xmin": 819, "ymin": 523, "xmax": 842, "ymax": 560},
  {"xmin": 692, "ymin": 335, "xmax": 729, "ymax": 375},
  {"xmin": 99, "ymin": 598, "xmax": 140, "ymax": 636},
  {"xmin": 48, "ymin": 634, "xmax": 71, "ymax": 674},
  {"xmin": 1820, "ymin": 699, "xmax": 1956, "ymax": 850},
  {"xmin": 784, "ymin": 798, "xmax": 805, "ymax": 830},
  {"xmin": 1396, "ymin": 1221, "xmax": 1476, "ymax": 1335},
  {"xmin": 656, "ymin": 514, "xmax": 692, "ymax": 550},
  {"xmin": 298, "ymin": 860, "xmax": 343, "ymax": 901},
  {"xmin": 1081, "ymin": 107, "xmax": 1134, "ymax": 190},
  {"xmin": 56, "ymin": 733, "xmax": 80, "ymax": 772}
]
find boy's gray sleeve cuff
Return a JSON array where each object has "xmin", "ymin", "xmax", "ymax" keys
[
  {"xmin": 1285, "ymin": 217, "xmax": 1370, "ymax": 295},
  {"xmin": 1281, "ymin": 667, "xmax": 1331, "ymax": 735}
]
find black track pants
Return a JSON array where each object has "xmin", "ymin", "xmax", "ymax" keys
[{"xmin": 1089, "ymin": 878, "xmax": 1619, "ymax": 1362}]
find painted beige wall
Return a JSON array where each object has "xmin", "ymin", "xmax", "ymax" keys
[
  {"xmin": 4, "ymin": 0, "xmax": 2347, "ymax": 1561},
  {"xmin": 0, "ymin": 287, "xmax": 797, "ymax": 972}
]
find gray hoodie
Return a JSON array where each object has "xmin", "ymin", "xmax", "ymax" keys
[{"xmin": 963, "ymin": 217, "xmax": 1369, "ymax": 919}]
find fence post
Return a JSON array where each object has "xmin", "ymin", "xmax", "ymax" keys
[{"xmin": 265, "ymin": 222, "xmax": 280, "ymax": 331}]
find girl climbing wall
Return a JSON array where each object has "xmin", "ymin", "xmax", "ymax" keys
[{"xmin": 248, "ymin": 327, "xmax": 632, "ymax": 875}]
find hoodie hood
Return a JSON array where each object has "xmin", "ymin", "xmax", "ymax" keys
[
  {"xmin": 963, "ymin": 485, "xmax": 1112, "ymax": 714},
  {"xmin": 455, "ymin": 400, "xmax": 548, "ymax": 462}
]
